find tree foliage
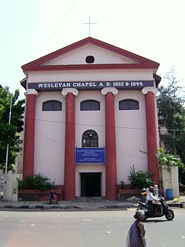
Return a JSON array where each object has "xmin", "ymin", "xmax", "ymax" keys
[
  {"xmin": 157, "ymin": 68, "xmax": 185, "ymax": 184},
  {"xmin": 156, "ymin": 147, "xmax": 184, "ymax": 168},
  {"xmin": 0, "ymin": 86, "xmax": 25, "ymax": 170}
]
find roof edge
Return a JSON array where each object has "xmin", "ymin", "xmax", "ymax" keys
[{"xmin": 22, "ymin": 37, "xmax": 160, "ymax": 72}]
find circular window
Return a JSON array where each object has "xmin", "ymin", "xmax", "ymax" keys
[{"xmin": 85, "ymin": 55, "xmax": 95, "ymax": 63}]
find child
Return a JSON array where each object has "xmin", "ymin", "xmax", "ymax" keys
[{"xmin": 53, "ymin": 192, "xmax": 57, "ymax": 202}]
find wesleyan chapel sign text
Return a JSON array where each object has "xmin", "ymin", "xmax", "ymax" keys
[{"xmin": 28, "ymin": 80, "xmax": 154, "ymax": 91}]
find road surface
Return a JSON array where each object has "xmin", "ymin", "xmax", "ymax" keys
[{"xmin": 0, "ymin": 208, "xmax": 184, "ymax": 247}]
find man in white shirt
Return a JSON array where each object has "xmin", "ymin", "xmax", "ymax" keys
[
  {"xmin": 146, "ymin": 186, "xmax": 161, "ymax": 216},
  {"xmin": 147, "ymin": 187, "xmax": 159, "ymax": 203}
]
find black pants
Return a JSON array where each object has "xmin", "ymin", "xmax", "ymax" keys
[{"xmin": 148, "ymin": 201, "xmax": 161, "ymax": 215}]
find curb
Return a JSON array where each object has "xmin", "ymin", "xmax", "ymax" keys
[
  {"xmin": 0, "ymin": 201, "xmax": 184, "ymax": 210},
  {"xmin": 0, "ymin": 203, "xmax": 134, "ymax": 210},
  {"xmin": 168, "ymin": 202, "xmax": 184, "ymax": 208}
]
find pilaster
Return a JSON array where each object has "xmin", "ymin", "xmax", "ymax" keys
[
  {"xmin": 101, "ymin": 87, "xmax": 118, "ymax": 200},
  {"xmin": 23, "ymin": 89, "xmax": 38, "ymax": 178},
  {"xmin": 142, "ymin": 87, "xmax": 159, "ymax": 184},
  {"xmin": 62, "ymin": 88, "xmax": 78, "ymax": 200}
]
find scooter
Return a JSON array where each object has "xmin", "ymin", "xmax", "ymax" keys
[{"xmin": 136, "ymin": 195, "xmax": 174, "ymax": 221}]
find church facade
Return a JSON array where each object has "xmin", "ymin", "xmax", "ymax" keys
[{"xmin": 21, "ymin": 37, "xmax": 160, "ymax": 200}]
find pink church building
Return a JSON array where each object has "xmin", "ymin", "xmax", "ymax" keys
[{"xmin": 21, "ymin": 37, "xmax": 160, "ymax": 200}]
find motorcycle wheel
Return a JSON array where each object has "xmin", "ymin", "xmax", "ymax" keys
[{"xmin": 165, "ymin": 209, "xmax": 174, "ymax": 221}]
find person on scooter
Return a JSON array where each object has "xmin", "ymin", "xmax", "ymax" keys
[{"xmin": 146, "ymin": 186, "xmax": 160, "ymax": 216}]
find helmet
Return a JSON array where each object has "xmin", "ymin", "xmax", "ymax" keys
[
  {"xmin": 141, "ymin": 187, "xmax": 146, "ymax": 193},
  {"xmin": 149, "ymin": 186, "xmax": 154, "ymax": 193}
]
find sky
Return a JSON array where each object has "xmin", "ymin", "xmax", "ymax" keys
[{"xmin": 0, "ymin": 0, "xmax": 185, "ymax": 98}]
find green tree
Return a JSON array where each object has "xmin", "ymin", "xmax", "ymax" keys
[
  {"xmin": 0, "ymin": 86, "xmax": 25, "ymax": 170},
  {"xmin": 157, "ymin": 68, "xmax": 185, "ymax": 183}
]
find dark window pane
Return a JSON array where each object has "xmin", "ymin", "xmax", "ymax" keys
[
  {"xmin": 119, "ymin": 99, "xmax": 139, "ymax": 110},
  {"xmin": 42, "ymin": 100, "xmax": 62, "ymax": 111},
  {"xmin": 80, "ymin": 100, "xmax": 100, "ymax": 111},
  {"xmin": 82, "ymin": 130, "xmax": 98, "ymax": 147}
]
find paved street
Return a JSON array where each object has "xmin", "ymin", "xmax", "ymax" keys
[{"xmin": 0, "ymin": 208, "xmax": 184, "ymax": 247}]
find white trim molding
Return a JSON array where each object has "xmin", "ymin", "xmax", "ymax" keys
[
  {"xmin": 62, "ymin": 88, "xmax": 79, "ymax": 96},
  {"xmin": 101, "ymin": 87, "xmax": 118, "ymax": 96},
  {"xmin": 142, "ymin": 87, "xmax": 158, "ymax": 95},
  {"xmin": 26, "ymin": 89, "xmax": 39, "ymax": 96}
]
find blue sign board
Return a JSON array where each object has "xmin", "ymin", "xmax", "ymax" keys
[{"xmin": 75, "ymin": 147, "xmax": 105, "ymax": 164}]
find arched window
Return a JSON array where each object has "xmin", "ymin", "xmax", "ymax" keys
[
  {"xmin": 80, "ymin": 100, "xmax": 100, "ymax": 111},
  {"xmin": 119, "ymin": 99, "xmax": 139, "ymax": 110},
  {"xmin": 42, "ymin": 100, "xmax": 62, "ymax": 111},
  {"xmin": 82, "ymin": 130, "xmax": 98, "ymax": 147}
]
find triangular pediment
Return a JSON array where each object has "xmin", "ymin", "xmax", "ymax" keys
[
  {"xmin": 22, "ymin": 37, "xmax": 159, "ymax": 73},
  {"xmin": 43, "ymin": 43, "xmax": 138, "ymax": 66}
]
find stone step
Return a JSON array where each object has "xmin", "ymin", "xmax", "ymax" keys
[{"xmin": 75, "ymin": 197, "xmax": 106, "ymax": 202}]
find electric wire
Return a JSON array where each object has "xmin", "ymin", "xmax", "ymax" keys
[
  {"xmin": 36, "ymin": 0, "xmax": 78, "ymax": 56},
  {"xmin": 34, "ymin": 128, "xmax": 148, "ymax": 161},
  {"xmin": 27, "ymin": 117, "xmax": 185, "ymax": 132},
  {"xmin": 26, "ymin": 115, "xmax": 184, "ymax": 161},
  {"xmin": 28, "ymin": 117, "xmax": 147, "ymax": 130}
]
